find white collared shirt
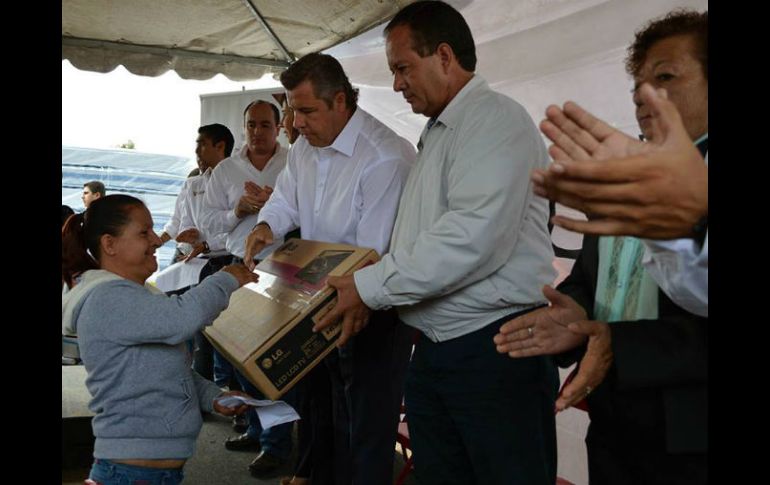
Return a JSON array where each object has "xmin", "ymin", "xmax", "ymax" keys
[
  {"xmin": 162, "ymin": 179, "xmax": 189, "ymax": 238},
  {"xmin": 198, "ymin": 144, "xmax": 288, "ymax": 238},
  {"xmin": 642, "ymin": 233, "xmax": 707, "ymax": 317},
  {"xmin": 354, "ymin": 75, "xmax": 556, "ymax": 342},
  {"xmin": 178, "ymin": 169, "xmax": 227, "ymax": 252},
  {"xmin": 257, "ymin": 108, "xmax": 415, "ymax": 256},
  {"xmin": 641, "ymin": 153, "xmax": 708, "ymax": 317}
]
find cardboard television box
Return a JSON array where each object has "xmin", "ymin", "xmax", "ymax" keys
[{"xmin": 204, "ymin": 238, "xmax": 379, "ymax": 400}]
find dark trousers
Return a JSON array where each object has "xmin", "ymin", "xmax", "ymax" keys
[
  {"xmin": 326, "ymin": 310, "xmax": 414, "ymax": 485},
  {"xmin": 586, "ymin": 419, "xmax": 708, "ymax": 485},
  {"xmin": 405, "ymin": 310, "xmax": 559, "ymax": 485},
  {"xmin": 199, "ymin": 254, "xmax": 234, "ymax": 280},
  {"xmin": 235, "ymin": 371, "xmax": 295, "ymax": 460},
  {"xmin": 292, "ymin": 362, "xmax": 335, "ymax": 484},
  {"xmin": 192, "ymin": 331, "xmax": 214, "ymax": 380}
]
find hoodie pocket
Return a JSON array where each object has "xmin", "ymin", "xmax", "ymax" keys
[{"xmin": 163, "ymin": 376, "xmax": 195, "ymax": 435}]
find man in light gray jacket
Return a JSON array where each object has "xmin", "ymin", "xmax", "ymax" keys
[{"xmin": 316, "ymin": 2, "xmax": 558, "ymax": 484}]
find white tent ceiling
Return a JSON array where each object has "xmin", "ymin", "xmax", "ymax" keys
[
  {"xmin": 326, "ymin": 0, "xmax": 708, "ymax": 144},
  {"xmin": 63, "ymin": 0, "xmax": 708, "ymax": 141},
  {"xmin": 62, "ymin": 0, "xmax": 418, "ymax": 81}
]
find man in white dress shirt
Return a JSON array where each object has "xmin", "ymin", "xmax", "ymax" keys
[
  {"xmin": 244, "ymin": 52, "xmax": 416, "ymax": 485},
  {"xmin": 175, "ymin": 123, "xmax": 235, "ymax": 262},
  {"xmin": 198, "ymin": 100, "xmax": 288, "ymax": 262},
  {"xmin": 196, "ymin": 101, "xmax": 294, "ymax": 476}
]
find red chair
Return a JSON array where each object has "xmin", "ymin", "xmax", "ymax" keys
[{"xmin": 394, "ymin": 403, "xmax": 414, "ymax": 485}]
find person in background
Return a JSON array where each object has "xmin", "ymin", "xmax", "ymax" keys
[
  {"xmin": 160, "ymin": 165, "xmax": 204, "ymax": 264},
  {"xmin": 170, "ymin": 124, "xmax": 237, "ymax": 384},
  {"xmin": 534, "ymin": 84, "xmax": 707, "ymax": 317},
  {"xmin": 532, "ymin": 8, "xmax": 708, "ymax": 318},
  {"xmin": 280, "ymin": 96, "xmax": 299, "ymax": 145},
  {"xmin": 82, "ymin": 181, "xmax": 106, "ymax": 209},
  {"xmin": 176, "ymin": 123, "xmax": 236, "ymax": 264},
  {"xmin": 494, "ymin": 9, "xmax": 708, "ymax": 484},
  {"xmin": 198, "ymin": 100, "xmax": 287, "ymax": 251},
  {"xmin": 62, "ymin": 194, "xmax": 257, "ymax": 485},
  {"xmin": 62, "ymin": 204, "xmax": 75, "ymax": 227},
  {"xmin": 199, "ymin": 100, "xmax": 295, "ymax": 478}
]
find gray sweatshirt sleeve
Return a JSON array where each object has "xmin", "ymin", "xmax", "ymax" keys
[
  {"xmin": 191, "ymin": 370, "xmax": 223, "ymax": 413},
  {"xmin": 79, "ymin": 271, "xmax": 239, "ymax": 346}
]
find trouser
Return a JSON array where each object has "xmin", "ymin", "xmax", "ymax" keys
[
  {"xmin": 326, "ymin": 309, "xmax": 414, "ymax": 485},
  {"xmin": 235, "ymin": 371, "xmax": 296, "ymax": 460},
  {"xmin": 192, "ymin": 331, "xmax": 214, "ymax": 381},
  {"xmin": 292, "ymin": 362, "xmax": 335, "ymax": 484},
  {"xmin": 405, "ymin": 308, "xmax": 558, "ymax": 485},
  {"xmin": 586, "ymin": 434, "xmax": 707, "ymax": 485},
  {"xmin": 198, "ymin": 254, "xmax": 234, "ymax": 280}
]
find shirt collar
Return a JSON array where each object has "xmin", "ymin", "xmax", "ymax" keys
[
  {"xmin": 433, "ymin": 74, "xmax": 484, "ymax": 130},
  {"xmin": 417, "ymin": 75, "xmax": 483, "ymax": 149},
  {"xmin": 239, "ymin": 143, "xmax": 282, "ymax": 168},
  {"xmin": 325, "ymin": 107, "xmax": 364, "ymax": 157}
]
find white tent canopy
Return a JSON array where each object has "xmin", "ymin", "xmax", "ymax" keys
[
  {"xmin": 63, "ymin": 0, "xmax": 707, "ymax": 141},
  {"xmin": 328, "ymin": 0, "xmax": 707, "ymax": 145},
  {"xmin": 62, "ymin": 0, "xmax": 418, "ymax": 81}
]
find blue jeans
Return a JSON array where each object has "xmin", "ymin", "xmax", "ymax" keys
[
  {"xmin": 89, "ymin": 459, "xmax": 184, "ymax": 485},
  {"xmin": 212, "ymin": 349, "xmax": 235, "ymax": 388},
  {"xmin": 235, "ymin": 370, "xmax": 296, "ymax": 460}
]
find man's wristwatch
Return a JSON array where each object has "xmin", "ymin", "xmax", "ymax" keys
[{"xmin": 202, "ymin": 241, "xmax": 211, "ymax": 254}]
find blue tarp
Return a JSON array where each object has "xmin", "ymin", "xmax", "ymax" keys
[{"xmin": 61, "ymin": 145, "xmax": 195, "ymax": 270}]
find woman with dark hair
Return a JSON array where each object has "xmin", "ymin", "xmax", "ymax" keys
[
  {"xmin": 62, "ymin": 194, "xmax": 257, "ymax": 485},
  {"xmin": 61, "ymin": 204, "xmax": 75, "ymax": 227}
]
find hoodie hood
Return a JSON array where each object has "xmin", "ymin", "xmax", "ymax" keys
[{"xmin": 62, "ymin": 269, "xmax": 125, "ymax": 336}]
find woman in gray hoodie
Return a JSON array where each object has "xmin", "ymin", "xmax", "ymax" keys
[{"xmin": 62, "ymin": 194, "xmax": 257, "ymax": 485}]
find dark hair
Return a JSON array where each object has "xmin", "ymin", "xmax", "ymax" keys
[
  {"xmin": 280, "ymin": 53, "xmax": 359, "ymax": 110},
  {"xmin": 384, "ymin": 1, "xmax": 477, "ymax": 72},
  {"xmin": 626, "ymin": 9, "xmax": 708, "ymax": 79},
  {"xmin": 243, "ymin": 100, "xmax": 280, "ymax": 125},
  {"xmin": 62, "ymin": 194, "xmax": 145, "ymax": 288},
  {"xmin": 61, "ymin": 205, "xmax": 75, "ymax": 227},
  {"xmin": 83, "ymin": 180, "xmax": 106, "ymax": 196},
  {"xmin": 198, "ymin": 123, "xmax": 235, "ymax": 157}
]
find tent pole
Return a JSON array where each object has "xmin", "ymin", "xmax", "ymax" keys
[{"xmin": 242, "ymin": 0, "xmax": 295, "ymax": 63}]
